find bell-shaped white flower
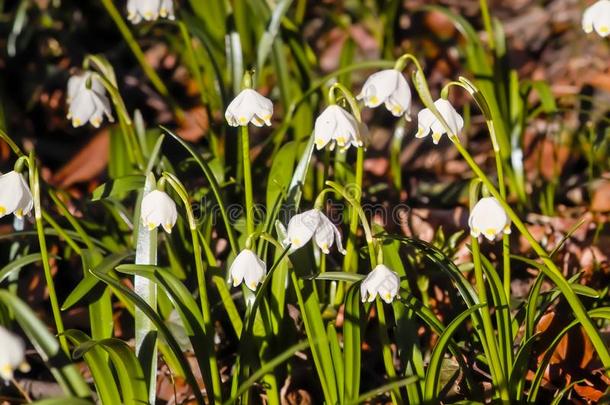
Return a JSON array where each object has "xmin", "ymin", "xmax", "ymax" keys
[
  {"xmin": 0, "ymin": 326, "xmax": 29, "ymax": 381},
  {"xmin": 140, "ymin": 190, "xmax": 178, "ymax": 233},
  {"xmin": 314, "ymin": 105, "xmax": 363, "ymax": 151},
  {"xmin": 66, "ymin": 72, "xmax": 113, "ymax": 128},
  {"xmin": 284, "ymin": 209, "xmax": 345, "ymax": 254},
  {"xmin": 229, "ymin": 249, "xmax": 266, "ymax": 291},
  {"xmin": 360, "ymin": 264, "xmax": 401, "ymax": 304},
  {"xmin": 468, "ymin": 197, "xmax": 511, "ymax": 241},
  {"xmin": 127, "ymin": 0, "xmax": 175, "ymax": 24},
  {"xmin": 583, "ymin": 0, "xmax": 610, "ymax": 37},
  {"xmin": 415, "ymin": 99, "xmax": 464, "ymax": 145},
  {"xmin": 0, "ymin": 171, "xmax": 33, "ymax": 219},
  {"xmin": 357, "ymin": 69, "xmax": 412, "ymax": 118},
  {"xmin": 225, "ymin": 89, "xmax": 273, "ymax": 127}
]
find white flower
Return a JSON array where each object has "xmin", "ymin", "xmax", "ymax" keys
[
  {"xmin": 0, "ymin": 171, "xmax": 33, "ymax": 219},
  {"xmin": 357, "ymin": 69, "xmax": 412, "ymax": 118},
  {"xmin": 313, "ymin": 105, "xmax": 364, "ymax": 151},
  {"xmin": 360, "ymin": 264, "xmax": 400, "ymax": 304},
  {"xmin": 140, "ymin": 190, "xmax": 178, "ymax": 233},
  {"xmin": 66, "ymin": 72, "xmax": 113, "ymax": 128},
  {"xmin": 127, "ymin": 0, "xmax": 175, "ymax": 24},
  {"xmin": 229, "ymin": 249, "xmax": 266, "ymax": 291},
  {"xmin": 415, "ymin": 99, "xmax": 464, "ymax": 144},
  {"xmin": 583, "ymin": 0, "xmax": 610, "ymax": 37},
  {"xmin": 0, "ymin": 326, "xmax": 29, "ymax": 381},
  {"xmin": 225, "ymin": 89, "xmax": 273, "ymax": 127},
  {"xmin": 284, "ymin": 209, "xmax": 345, "ymax": 254},
  {"xmin": 468, "ymin": 197, "xmax": 511, "ymax": 241}
]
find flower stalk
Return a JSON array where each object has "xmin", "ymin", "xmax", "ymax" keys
[
  {"xmin": 415, "ymin": 69, "xmax": 610, "ymax": 374},
  {"xmin": 162, "ymin": 171, "xmax": 222, "ymax": 403}
]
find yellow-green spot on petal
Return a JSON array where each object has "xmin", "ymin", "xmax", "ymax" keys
[
  {"xmin": 369, "ymin": 96, "xmax": 379, "ymax": 104},
  {"xmin": 432, "ymin": 132, "xmax": 442, "ymax": 144},
  {"xmin": 384, "ymin": 293, "xmax": 392, "ymax": 301},
  {"xmin": 0, "ymin": 206, "xmax": 6, "ymax": 216},
  {"xmin": 336, "ymin": 136, "xmax": 347, "ymax": 145},
  {"xmin": 291, "ymin": 238, "xmax": 301, "ymax": 246},
  {"xmin": 72, "ymin": 118, "xmax": 82, "ymax": 127},
  {"xmin": 147, "ymin": 223, "xmax": 156, "ymax": 231},
  {"xmin": 0, "ymin": 363, "xmax": 13, "ymax": 379},
  {"xmin": 239, "ymin": 116, "xmax": 247, "ymax": 124},
  {"xmin": 600, "ymin": 26, "xmax": 609, "ymax": 33}
]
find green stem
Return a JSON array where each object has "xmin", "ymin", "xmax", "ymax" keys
[
  {"xmin": 28, "ymin": 156, "xmax": 68, "ymax": 354},
  {"xmin": 241, "ymin": 126, "xmax": 255, "ymax": 238},
  {"xmin": 342, "ymin": 147, "xmax": 364, "ymax": 274},
  {"xmin": 162, "ymin": 172, "xmax": 222, "ymax": 403},
  {"xmin": 471, "ymin": 238, "xmax": 509, "ymax": 402},
  {"xmin": 443, "ymin": 78, "xmax": 514, "ymax": 371},
  {"xmin": 479, "ymin": 0, "xmax": 496, "ymax": 51},
  {"xmin": 376, "ymin": 299, "xmax": 402, "ymax": 405},
  {"xmin": 324, "ymin": 182, "xmax": 376, "ymax": 267}
]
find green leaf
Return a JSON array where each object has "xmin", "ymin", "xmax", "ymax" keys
[
  {"xmin": 266, "ymin": 141, "xmax": 297, "ymax": 210},
  {"xmin": 343, "ymin": 285, "xmax": 362, "ymax": 402},
  {"xmin": 0, "ymin": 291, "xmax": 91, "ymax": 398},
  {"xmin": 62, "ymin": 250, "xmax": 133, "ymax": 310},
  {"xmin": 89, "ymin": 267, "xmax": 206, "ymax": 405},
  {"xmin": 0, "ymin": 253, "xmax": 45, "ymax": 284},
  {"xmin": 115, "ymin": 263, "xmax": 214, "ymax": 393},
  {"xmin": 91, "ymin": 175, "xmax": 145, "ymax": 201},
  {"xmin": 63, "ymin": 330, "xmax": 122, "ymax": 405},
  {"xmin": 423, "ymin": 304, "xmax": 484, "ymax": 401},
  {"xmin": 73, "ymin": 338, "xmax": 148, "ymax": 405},
  {"xmin": 314, "ymin": 272, "xmax": 365, "ymax": 283},
  {"xmin": 31, "ymin": 399, "xmax": 93, "ymax": 405}
]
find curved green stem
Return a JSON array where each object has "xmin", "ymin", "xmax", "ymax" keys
[
  {"xmin": 444, "ymin": 79, "xmax": 513, "ymax": 370},
  {"xmin": 325, "ymin": 181, "xmax": 376, "ymax": 268},
  {"xmin": 162, "ymin": 172, "xmax": 222, "ymax": 403},
  {"xmin": 27, "ymin": 154, "xmax": 68, "ymax": 354},
  {"xmin": 454, "ymin": 141, "xmax": 610, "ymax": 372}
]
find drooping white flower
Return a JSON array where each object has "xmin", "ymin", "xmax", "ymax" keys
[
  {"xmin": 415, "ymin": 99, "xmax": 464, "ymax": 145},
  {"xmin": 582, "ymin": 0, "xmax": 610, "ymax": 37},
  {"xmin": 0, "ymin": 326, "xmax": 29, "ymax": 381},
  {"xmin": 66, "ymin": 72, "xmax": 113, "ymax": 128},
  {"xmin": 313, "ymin": 105, "xmax": 364, "ymax": 151},
  {"xmin": 360, "ymin": 264, "xmax": 401, "ymax": 304},
  {"xmin": 225, "ymin": 89, "xmax": 273, "ymax": 127},
  {"xmin": 229, "ymin": 249, "xmax": 266, "ymax": 291},
  {"xmin": 127, "ymin": 0, "xmax": 175, "ymax": 24},
  {"xmin": 468, "ymin": 197, "xmax": 511, "ymax": 241},
  {"xmin": 140, "ymin": 190, "xmax": 178, "ymax": 233},
  {"xmin": 0, "ymin": 171, "xmax": 33, "ymax": 219},
  {"xmin": 284, "ymin": 209, "xmax": 345, "ymax": 254},
  {"xmin": 357, "ymin": 69, "xmax": 412, "ymax": 118}
]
